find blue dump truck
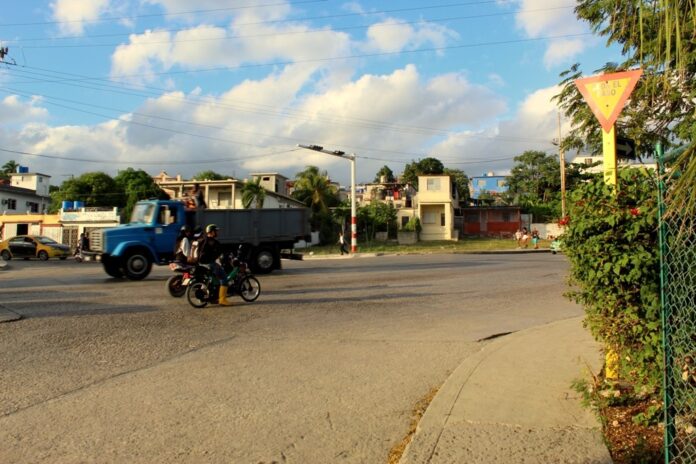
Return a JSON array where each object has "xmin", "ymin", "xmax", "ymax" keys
[{"xmin": 89, "ymin": 199, "xmax": 311, "ymax": 280}]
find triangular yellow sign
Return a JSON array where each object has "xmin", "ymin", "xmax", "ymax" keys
[{"xmin": 574, "ymin": 69, "xmax": 642, "ymax": 132}]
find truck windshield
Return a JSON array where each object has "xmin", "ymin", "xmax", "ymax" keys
[{"xmin": 130, "ymin": 203, "xmax": 156, "ymax": 224}]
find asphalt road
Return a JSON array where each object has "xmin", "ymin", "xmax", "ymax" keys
[{"xmin": 0, "ymin": 253, "xmax": 582, "ymax": 463}]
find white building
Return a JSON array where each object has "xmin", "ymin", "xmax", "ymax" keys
[{"xmin": 1, "ymin": 172, "xmax": 51, "ymax": 214}]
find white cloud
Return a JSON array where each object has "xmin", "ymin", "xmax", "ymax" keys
[
  {"xmin": 430, "ymin": 86, "xmax": 564, "ymax": 176},
  {"xmin": 513, "ymin": 0, "xmax": 590, "ymax": 68},
  {"xmin": 50, "ymin": 0, "xmax": 113, "ymax": 36},
  {"xmin": 0, "ymin": 96, "xmax": 49, "ymax": 125},
  {"xmin": 364, "ymin": 18, "xmax": 458, "ymax": 54}
]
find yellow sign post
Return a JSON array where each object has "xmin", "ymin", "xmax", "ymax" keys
[{"xmin": 574, "ymin": 69, "xmax": 642, "ymax": 379}]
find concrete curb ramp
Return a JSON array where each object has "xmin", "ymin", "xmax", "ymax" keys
[{"xmin": 400, "ymin": 317, "xmax": 613, "ymax": 464}]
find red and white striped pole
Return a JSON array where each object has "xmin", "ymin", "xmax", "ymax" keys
[{"xmin": 349, "ymin": 153, "xmax": 357, "ymax": 253}]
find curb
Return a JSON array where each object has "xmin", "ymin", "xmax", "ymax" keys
[
  {"xmin": 299, "ymin": 249, "xmax": 550, "ymax": 260},
  {"xmin": 0, "ymin": 305, "xmax": 22, "ymax": 323},
  {"xmin": 399, "ymin": 316, "xmax": 611, "ymax": 464}
]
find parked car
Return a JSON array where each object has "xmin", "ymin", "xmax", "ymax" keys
[{"xmin": 0, "ymin": 235, "xmax": 71, "ymax": 261}]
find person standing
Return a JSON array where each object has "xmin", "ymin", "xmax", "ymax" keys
[
  {"xmin": 338, "ymin": 231, "xmax": 348, "ymax": 255},
  {"xmin": 531, "ymin": 229, "xmax": 540, "ymax": 249},
  {"xmin": 190, "ymin": 183, "xmax": 207, "ymax": 209}
]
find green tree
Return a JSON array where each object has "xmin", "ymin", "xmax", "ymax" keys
[
  {"xmin": 357, "ymin": 201, "xmax": 397, "ymax": 241},
  {"xmin": 443, "ymin": 167, "xmax": 470, "ymax": 203},
  {"xmin": 193, "ymin": 170, "xmax": 228, "ymax": 181},
  {"xmin": 241, "ymin": 177, "xmax": 267, "ymax": 209},
  {"xmin": 292, "ymin": 166, "xmax": 339, "ymax": 242},
  {"xmin": 114, "ymin": 168, "xmax": 169, "ymax": 220},
  {"xmin": 555, "ymin": 1, "xmax": 696, "ymax": 216},
  {"xmin": 1, "ymin": 160, "xmax": 19, "ymax": 180},
  {"xmin": 401, "ymin": 157, "xmax": 444, "ymax": 188},
  {"xmin": 507, "ymin": 151, "xmax": 561, "ymax": 206},
  {"xmin": 49, "ymin": 172, "xmax": 125, "ymax": 213},
  {"xmin": 373, "ymin": 165, "xmax": 395, "ymax": 183}
]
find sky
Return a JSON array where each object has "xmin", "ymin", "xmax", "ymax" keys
[{"xmin": 0, "ymin": 0, "xmax": 621, "ymax": 186}]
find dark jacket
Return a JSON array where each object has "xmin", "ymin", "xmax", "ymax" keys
[{"xmin": 198, "ymin": 235, "xmax": 222, "ymax": 265}]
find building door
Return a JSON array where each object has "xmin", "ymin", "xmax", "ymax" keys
[
  {"xmin": 63, "ymin": 227, "xmax": 79, "ymax": 250},
  {"xmin": 16, "ymin": 224, "xmax": 29, "ymax": 235}
]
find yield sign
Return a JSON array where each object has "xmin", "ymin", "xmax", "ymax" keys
[{"xmin": 574, "ymin": 69, "xmax": 642, "ymax": 132}]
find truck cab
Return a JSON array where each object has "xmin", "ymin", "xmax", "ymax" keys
[{"xmin": 91, "ymin": 200, "xmax": 186, "ymax": 280}]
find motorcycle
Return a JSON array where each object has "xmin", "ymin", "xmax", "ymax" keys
[
  {"xmin": 186, "ymin": 253, "xmax": 261, "ymax": 308},
  {"xmin": 166, "ymin": 262, "xmax": 196, "ymax": 297}
]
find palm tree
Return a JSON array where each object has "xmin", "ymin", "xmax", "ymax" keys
[
  {"xmin": 1, "ymin": 160, "xmax": 19, "ymax": 177},
  {"xmin": 241, "ymin": 178, "xmax": 266, "ymax": 209},
  {"xmin": 291, "ymin": 166, "xmax": 338, "ymax": 214}
]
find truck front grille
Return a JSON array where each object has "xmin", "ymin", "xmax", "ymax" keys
[{"xmin": 89, "ymin": 229, "xmax": 104, "ymax": 252}]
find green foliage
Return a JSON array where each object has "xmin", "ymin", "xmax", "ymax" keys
[
  {"xmin": 292, "ymin": 166, "xmax": 339, "ymax": 239},
  {"xmin": 401, "ymin": 217, "xmax": 421, "ymax": 233},
  {"xmin": 555, "ymin": 1, "xmax": 696, "ymax": 216},
  {"xmin": 401, "ymin": 157, "xmax": 444, "ymax": 188},
  {"xmin": 114, "ymin": 168, "xmax": 168, "ymax": 221},
  {"xmin": 443, "ymin": 167, "xmax": 470, "ymax": 203},
  {"xmin": 49, "ymin": 172, "xmax": 125, "ymax": 213},
  {"xmin": 1, "ymin": 160, "xmax": 19, "ymax": 180},
  {"xmin": 192, "ymin": 170, "xmax": 228, "ymax": 181},
  {"xmin": 373, "ymin": 165, "xmax": 396, "ymax": 183},
  {"xmin": 357, "ymin": 201, "xmax": 397, "ymax": 240},
  {"xmin": 563, "ymin": 168, "xmax": 662, "ymax": 391},
  {"xmin": 241, "ymin": 177, "xmax": 266, "ymax": 209}
]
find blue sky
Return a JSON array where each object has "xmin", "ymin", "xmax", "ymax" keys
[{"xmin": 0, "ymin": 0, "xmax": 620, "ymax": 185}]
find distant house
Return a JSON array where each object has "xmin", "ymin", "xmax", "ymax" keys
[
  {"xmin": 416, "ymin": 175, "xmax": 460, "ymax": 241},
  {"xmin": 470, "ymin": 172, "xmax": 508, "ymax": 205},
  {"xmin": 461, "ymin": 206, "xmax": 521, "ymax": 238},
  {"xmin": 154, "ymin": 172, "xmax": 305, "ymax": 209},
  {"xmin": 1, "ymin": 171, "xmax": 52, "ymax": 214}
]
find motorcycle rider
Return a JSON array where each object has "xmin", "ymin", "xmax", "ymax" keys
[{"xmin": 198, "ymin": 224, "xmax": 232, "ymax": 306}]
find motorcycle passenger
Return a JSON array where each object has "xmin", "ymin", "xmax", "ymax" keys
[
  {"xmin": 173, "ymin": 225, "xmax": 193, "ymax": 264},
  {"xmin": 198, "ymin": 224, "xmax": 232, "ymax": 306}
]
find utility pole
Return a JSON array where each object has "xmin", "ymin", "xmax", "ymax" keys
[
  {"xmin": 558, "ymin": 111, "xmax": 566, "ymax": 218},
  {"xmin": 298, "ymin": 144, "xmax": 357, "ymax": 253}
]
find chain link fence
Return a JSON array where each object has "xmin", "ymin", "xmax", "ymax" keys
[{"xmin": 658, "ymin": 147, "xmax": 696, "ymax": 463}]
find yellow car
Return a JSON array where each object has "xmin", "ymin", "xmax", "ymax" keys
[{"xmin": 0, "ymin": 235, "xmax": 71, "ymax": 261}]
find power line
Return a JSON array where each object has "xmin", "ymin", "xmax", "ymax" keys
[
  {"xmin": 0, "ymin": 146, "xmax": 299, "ymax": 166},
  {"xmin": 0, "ymin": 0, "xmax": 329, "ymax": 27},
  {"xmin": 9, "ymin": 5, "xmax": 576, "ymax": 49},
  {"xmin": 5, "ymin": 67, "xmax": 556, "ymax": 145}
]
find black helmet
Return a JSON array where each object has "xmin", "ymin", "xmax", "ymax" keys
[
  {"xmin": 206, "ymin": 224, "xmax": 219, "ymax": 233},
  {"xmin": 180, "ymin": 225, "xmax": 191, "ymax": 233}
]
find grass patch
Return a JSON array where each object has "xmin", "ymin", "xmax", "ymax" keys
[
  {"xmin": 387, "ymin": 386, "xmax": 440, "ymax": 464},
  {"xmin": 296, "ymin": 237, "xmax": 551, "ymax": 255}
]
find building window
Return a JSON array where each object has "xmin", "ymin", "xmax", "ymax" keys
[
  {"xmin": 477, "ymin": 179, "xmax": 486, "ymax": 187},
  {"xmin": 497, "ymin": 179, "xmax": 506, "ymax": 187},
  {"xmin": 441, "ymin": 213, "xmax": 446, "ymax": 226},
  {"xmin": 426, "ymin": 178, "xmax": 441, "ymax": 191},
  {"xmin": 401, "ymin": 216, "xmax": 410, "ymax": 228},
  {"xmin": 38, "ymin": 177, "xmax": 43, "ymax": 183},
  {"xmin": 423, "ymin": 211, "xmax": 437, "ymax": 224}
]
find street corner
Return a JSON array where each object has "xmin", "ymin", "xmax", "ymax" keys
[{"xmin": 0, "ymin": 305, "xmax": 22, "ymax": 323}]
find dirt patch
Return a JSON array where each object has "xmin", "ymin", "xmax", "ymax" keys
[
  {"xmin": 387, "ymin": 386, "xmax": 439, "ymax": 464},
  {"xmin": 601, "ymin": 400, "xmax": 664, "ymax": 463}
]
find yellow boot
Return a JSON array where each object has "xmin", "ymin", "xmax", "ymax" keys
[{"xmin": 218, "ymin": 285, "xmax": 233, "ymax": 306}]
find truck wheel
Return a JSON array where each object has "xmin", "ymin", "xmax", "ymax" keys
[
  {"xmin": 253, "ymin": 248, "xmax": 275, "ymax": 274},
  {"xmin": 102, "ymin": 256, "xmax": 124, "ymax": 278},
  {"xmin": 123, "ymin": 249, "xmax": 152, "ymax": 280}
]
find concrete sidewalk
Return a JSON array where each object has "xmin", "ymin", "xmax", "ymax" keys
[{"xmin": 400, "ymin": 317, "xmax": 613, "ymax": 464}]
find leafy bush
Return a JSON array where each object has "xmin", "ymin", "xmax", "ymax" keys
[
  {"xmin": 401, "ymin": 217, "xmax": 422, "ymax": 233},
  {"xmin": 563, "ymin": 168, "xmax": 662, "ymax": 391}
]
